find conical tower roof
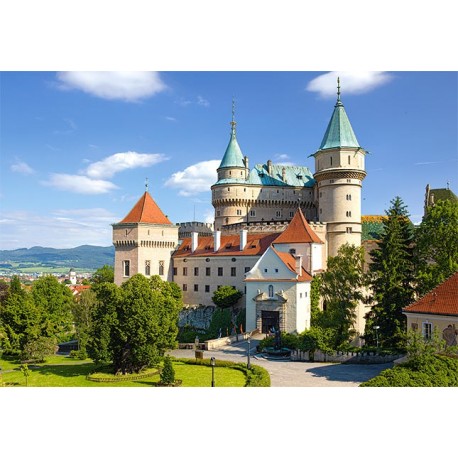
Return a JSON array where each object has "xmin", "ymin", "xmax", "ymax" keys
[
  {"xmin": 318, "ymin": 80, "xmax": 360, "ymax": 150},
  {"xmin": 274, "ymin": 208, "xmax": 323, "ymax": 244},
  {"xmin": 218, "ymin": 100, "xmax": 246, "ymax": 169},
  {"xmin": 119, "ymin": 191, "xmax": 172, "ymax": 225}
]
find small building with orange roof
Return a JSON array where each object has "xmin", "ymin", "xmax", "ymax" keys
[
  {"xmin": 245, "ymin": 209, "xmax": 322, "ymax": 333},
  {"xmin": 403, "ymin": 272, "xmax": 458, "ymax": 346}
]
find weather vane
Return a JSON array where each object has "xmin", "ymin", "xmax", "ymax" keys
[{"xmin": 145, "ymin": 177, "xmax": 149, "ymax": 192}]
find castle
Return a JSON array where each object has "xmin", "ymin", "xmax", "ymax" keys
[{"xmin": 112, "ymin": 81, "xmax": 369, "ymax": 335}]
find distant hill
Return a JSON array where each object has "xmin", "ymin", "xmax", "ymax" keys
[{"xmin": 0, "ymin": 245, "xmax": 115, "ymax": 272}]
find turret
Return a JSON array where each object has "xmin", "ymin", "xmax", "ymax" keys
[{"xmin": 313, "ymin": 78, "xmax": 367, "ymax": 257}]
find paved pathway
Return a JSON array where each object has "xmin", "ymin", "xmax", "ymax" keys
[{"xmin": 169, "ymin": 334, "xmax": 393, "ymax": 387}]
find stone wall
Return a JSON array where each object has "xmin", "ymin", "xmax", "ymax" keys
[{"xmin": 178, "ymin": 304, "xmax": 216, "ymax": 329}]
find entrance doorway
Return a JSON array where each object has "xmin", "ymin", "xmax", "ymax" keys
[{"xmin": 261, "ymin": 310, "xmax": 279, "ymax": 334}]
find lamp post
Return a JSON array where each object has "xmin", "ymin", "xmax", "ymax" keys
[
  {"xmin": 210, "ymin": 357, "xmax": 215, "ymax": 387},
  {"xmin": 247, "ymin": 335, "xmax": 251, "ymax": 370},
  {"xmin": 373, "ymin": 325, "xmax": 380, "ymax": 349}
]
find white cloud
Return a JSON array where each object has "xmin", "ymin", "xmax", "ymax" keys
[
  {"xmin": 0, "ymin": 209, "xmax": 117, "ymax": 249},
  {"xmin": 273, "ymin": 153, "xmax": 295, "ymax": 166},
  {"xmin": 307, "ymin": 71, "xmax": 393, "ymax": 98},
  {"xmin": 165, "ymin": 116, "xmax": 177, "ymax": 122},
  {"xmin": 56, "ymin": 71, "xmax": 167, "ymax": 102},
  {"xmin": 197, "ymin": 95, "xmax": 210, "ymax": 107},
  {"xmin": 85, "ymin": 151, "xmax": 168, "ymax": 179},
  {"xmin": 165, "ymin": 160, "xmax": 219, "ymax": 196},
  {"xmin": 43, "ymin": 174, "xmax": 118, "ymax": 194},
  {"xmin": 11, "ymin": 160, "xmax": 35, "ymax": 175}
]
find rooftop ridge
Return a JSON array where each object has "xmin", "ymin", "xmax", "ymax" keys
[
  {"xmin": 119, "ymin": 191, "xmax": 173, "ymax": 225},
  {"xmin": 273, "ymin": 208, "xmax": 323, "ymax": 244}
]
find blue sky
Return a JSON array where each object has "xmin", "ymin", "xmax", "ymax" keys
[{"xmin": 1, "ymin": 71, "xmax": 457, "ymax": 249}]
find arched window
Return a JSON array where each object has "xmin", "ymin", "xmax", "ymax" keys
[{"xmin": 268, "ymin": 285, "xmax": 274, "ymax": 298}]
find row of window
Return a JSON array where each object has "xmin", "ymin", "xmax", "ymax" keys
[
  {"xmin": 123, "ymin": 260, "xmax": 165, "ymax": 277},
  {"xmin": 319, "ymin": 156, "xmax": 353, "ymax": 168},
  {"xmin": 176, "ymin": 266, "xmax": 250, "ymax": 277},
  {"xmin": 216, "ymin": 210, "xmax": 296, "ymax": 218},
  {"xmin": 183, "ymin": 284, "xmax": 240, "ymax": 293}
]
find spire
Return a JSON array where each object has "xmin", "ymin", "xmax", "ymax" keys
[
  {"xmin": 318, "ymin": 78, "xmax": 360, "ymax": 150},
  {"xmin": 145, "ymin": 177, "xmax": 149, "ymax": 192},
  {"xmin": 218, "ymin": 98, "xmax": 246, "ymax": 169},
  {"xmin": 273, "ymin": 208, "xmax": 323, "ymax": 244}
]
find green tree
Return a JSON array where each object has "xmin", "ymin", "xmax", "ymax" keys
[
  {"xmin": 88, "ymin": 274, "xmax": 182, "ymax": 374},
  {"xmin": 20, "ymin": 363, "xmax": 31, "ymax": 386},
  {"xmin": 319, "ymin": 243, "xmax": 366, "ymax": 347},
  {"xmin": 31, "ymin": 275, "xmax": 73, "ymax": 342},
  {"xmin": 0, "ymin": 277, "xmax": 40, "ymax": 353},
  {"xmin": 91, "ymin": 265, "xmax": 114, "ymax": 285},
  {"xmin": 310, "ymin": 275, "xmax": 322, "ymax": 326},
  {"xmin": 21, "ymin": 336, "xmax": 57, "ymax": 362},
  {"xmin": 415, "ymin": 199, "xmax": 458, "ymax": 295},
  {"xmin": 212, "ymin": 285, "xmax": 243, "ymax": 309},
  {"xmin": 71, "ymin": 288, "xmax": 97, "ymax": 354},
  {"xmin": 366, "ymin": 197, "xmax": 416, "ymax": 348},
  {"xmin": 160, "ymin": 355, "xmax": 175, "ymax": 385}
]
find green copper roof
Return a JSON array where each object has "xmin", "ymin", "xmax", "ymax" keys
[
  {"xmin": 318, "ymin": 94, "xmax": 360, "ymax": 150},
  {"xmin": 218, "ymin": 103, "xmax": 246, "ymax": 169},
  {"xmin": 247, "ymin": 164, "xmax": 315, "ymax": 187}
]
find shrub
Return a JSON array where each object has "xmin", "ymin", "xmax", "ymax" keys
[
  {"xmin": 160, "ymin": 356, "xmax": 176, "ymax": 385},
  {"xmin": 21, "ymin": 337, "xmax": 57, "ymax": 363},
  {"xmin": 69, "ymin": 349, "xmax": 88, "ymax": 360}
]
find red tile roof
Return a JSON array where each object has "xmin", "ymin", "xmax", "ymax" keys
[
  {"xmin": 119, "ymin": 192, "xmax": 172, "ymax": 225},
  {"xmin": 403, "ymin": 272, "xmax": 458, "ymax": 316},
  {"xmin": 273, "ymin": 208, "xmax": 323, "ymax": 244},
  {"xmin": 173, "ymin": 232, "xmax": 280, "ymax": 257},
  {"xmin": 68, "ymin": 285, "xmax": 91, "ymax": 295},
  {"xmin": 273, "ymin": 248, "xmax": 313, "ymax": 282}
]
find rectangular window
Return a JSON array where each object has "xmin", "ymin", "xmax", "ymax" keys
[
  {"xmin": 236, "ymin": 209, "xmax": 242, "ymax": 216},
  {"xmin": 123, "ymin": 260, "xmax": 130, "ymax": 277},
  {"xmin": 183, "ymin": 267, "xmax": 188, "ymax": 276},
  {"xmin": 346, "ymin": 227, "xmax": 352, "ymax": 233},
  {"xmin": 289, "ymin": 211, "xmax": 294, "ymax": 218},
  {"xmin": 183, "ymin": 284, "xmax": 187, "ymax": 291},
  {"xmin": 194, "ymin": 284, "xmax": 199, "ymax": 292},
  {"xmin": 218, "ymin": 267, "xmax": 223, "ymax": 276},
  {"xmin": 231, "ymin": 267, "xmax": 236, "ymax": 277},
  {"xmin": 264, "ymin": 268, "xmax": 268, "ymax": 273},
  {"xmin": 205, "ymin": 285, "xmax": 210, "ymax": 293},
  {"xmin": 275, "ymin": 268, "xmax": 279, "ymax": 273},
  {"xmin": 250, "ymin": 210, "xmax": 256, "ymax": 217},
  {"xmin": 159, "ymin": 260, "xmax": 164, "ymax": 276},
  {"xmin": 206, "ymin": 267, "xmax": 211, "ymax": 276},
  {"xmin": 276, "ymin": 211, "xmax": 281, "ymax": 218},
  {"xmin": 244, "ymin": 267, "xmax": 251, "ymax": 273},
  {"xmin": 422, "ymin": 322, "xmax": 433, "ymax": 340},
  {"xmin": 145, "ymin": 260, "xmax": 151, "ymax": 276},
  {"xmin": 173, "ymin": 267, "xmax": 177, "ymax": 276},
  {"xmin": 194, "ymin": 267, "xmax": 199, "ymax": 276}
]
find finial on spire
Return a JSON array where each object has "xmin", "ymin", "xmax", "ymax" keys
[
  {"xmin": 230, "ymin": 97, "xmax": 237, "ymax": 135},
  {"xmin": 337, "ymin": 77, "xmax": 341, "ymax": 103},
  {"xmin": 145, "ymin": 177, "xmax": 149, "ymax": 192}
]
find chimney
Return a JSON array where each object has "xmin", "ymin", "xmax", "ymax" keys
[
  {"xmin": 191, "ymin": 231, "xmax": 198, "ymax": 253},
  {"xmin": 282, "ymin": 167, "xmax": 286, "ymax": 182},
  {"xmin": 240, "ymin": 229, "xmax": 248, "ymax": 250},
  {"xmin": 214, "ymin": 230, "xmax": 221, "ymax": 252},
  {"xmin": 267, "ymin": 160, "xmax": 272, "ymax": 175},
  {"xmin": 295, "ymin": 255, "xmax": 303, "ymax": 276}
]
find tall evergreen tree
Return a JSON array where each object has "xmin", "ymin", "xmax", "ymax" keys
[
  {"xmin": 415, "ymin": 199, "xmax": 458, "ymax": 295},
  {"xmin": 366, "ymin": 196, "xmax": 415, "ymax": 348}
]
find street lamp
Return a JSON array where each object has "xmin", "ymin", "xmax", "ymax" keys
[
  {"xmin": 247, "ymin": 335, "xmax": 251, "ymax": 370},
  {"xmin": 373, "ymin": 325, "xmax": 380, "ymax": 349},
  {"xmin": 210, "ymin": 357, "xmax": 215, "ymax": 387}
]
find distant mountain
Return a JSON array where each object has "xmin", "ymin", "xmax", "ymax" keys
[{"xmin": 0, "ymin": 245, "xmax": 115, "ymax": 271}]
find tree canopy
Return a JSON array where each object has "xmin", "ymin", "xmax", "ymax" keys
[
  {"xmin": 88, "ymin": 274, "xmax": 182, "ymax": 374},
  {"xmin": 212, "ymin": 285, "xmax": 243, "ymax": 309},
  {"xmin": 365, "ymin": 196, "xmax": 415, "ymax": 348},
  {"xmin": 317, "ymin": 243, "xmax": 366, "ymax": 348},
  {"xmin": 415, "ymin": 199, "xmax": 458, "ymax": 295}
]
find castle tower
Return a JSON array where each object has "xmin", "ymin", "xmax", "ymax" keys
[
  {"xmin": 313, "ymin": 79, "xmax": 367, "ymax": 257},
  {"xmin": 112, "ymin": 187, "xmax": 178, "ymax": 285},
  {"xmin": 211, "ymin": 100, "xmax": 249, "ymax": 230}
]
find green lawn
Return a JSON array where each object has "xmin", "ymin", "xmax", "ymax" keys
[{"xmin": 0, "ymin": 354, "xmax": 246, "ymax": 387}]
